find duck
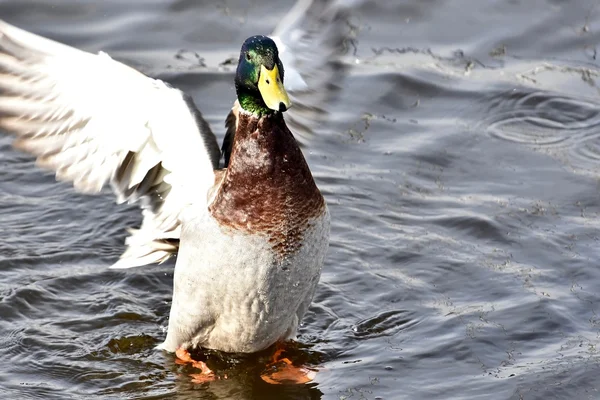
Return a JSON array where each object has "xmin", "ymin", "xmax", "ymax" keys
[{"xmin": 0, "ymin": 0, "xmax": 349, "ymax": 384}]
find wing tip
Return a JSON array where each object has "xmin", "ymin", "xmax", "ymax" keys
[{"xmin": 109, "ymin": 240, "xmax": 177, "ymax": 269}]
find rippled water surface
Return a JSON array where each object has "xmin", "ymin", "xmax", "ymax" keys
[{"xmin": 2, "ymin": 1, "xmax": 600, "ymax": 399}]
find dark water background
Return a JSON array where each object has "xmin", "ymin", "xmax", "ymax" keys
[{"xmin": 2, "ymin": 0, "xmax": 600, "ymax": 399}]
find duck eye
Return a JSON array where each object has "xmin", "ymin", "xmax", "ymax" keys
[
  {"xmin": 245, "ymin": 52, "xmax": 251, "ymax": 61},
  {"xmin": 266, "ymin": 79, "xmax": 270, "ymax": 84}
]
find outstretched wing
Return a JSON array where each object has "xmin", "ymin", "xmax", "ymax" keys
[
  {"xmin": 221, "ymin": 0, "xmax": 354, "ymax": 166},
  {"xmin": 273, "ymin": 0, "xmax": 352, "ymax": 129},
  {"xmin": 0, "ymin": 20, "xmax": 221, "ymax": 268}
]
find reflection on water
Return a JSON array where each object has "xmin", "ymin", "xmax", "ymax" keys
[{"xmin": 2, "ymin": 0, "xmax": 600, "ymax": 399}]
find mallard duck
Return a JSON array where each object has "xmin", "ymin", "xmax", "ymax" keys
[{"xmin": 0, "ymin": 0, "xmax": 348, "ymax": 384}]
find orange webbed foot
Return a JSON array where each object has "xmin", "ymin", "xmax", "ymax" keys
[
  {"xmin": 175, "ymin": 347, "xmax": 218, "ymax": 383},
  {"xmin": 260, "ymin": 342, "xmax": 317, "ymax": 384}
]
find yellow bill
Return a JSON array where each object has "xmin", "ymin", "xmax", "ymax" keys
[{"xmin": 258, "ymin": 64, "xmax": 291, "ymax": 112}]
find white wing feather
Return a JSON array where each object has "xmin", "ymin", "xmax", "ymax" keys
[
  {"xmin": 0, "ymin": 20, "xmax": 220, "ymax": 268},
  {"xmin": 272, "ymin": 0, "xmax": 355, "ymax": 139}
]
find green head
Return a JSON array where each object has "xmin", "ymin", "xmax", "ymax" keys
[{"xmin": 235, "ymin": 35, "xmax": 291, "ymax": 116}]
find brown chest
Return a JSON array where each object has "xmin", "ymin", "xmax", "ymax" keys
[{"xmin": 209, "ymin": 112, "xmax": 325, "ymax": 256}]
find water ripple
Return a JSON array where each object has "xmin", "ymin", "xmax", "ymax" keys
[
  {"xmin": 478, "ymin": 88, "xmax": 600, "ymax": 177},
  {"xmin": 351, "ymin": 309, "xmax": 419, "ymax": 340}
]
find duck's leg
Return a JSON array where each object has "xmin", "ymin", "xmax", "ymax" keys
[
  {"xmin": 260, "ymin": 342, "xmax": 317, "ymax": 385},
  {"xmin": 175, "ymin": 348, "xmax": 217, "ymax": 383}
]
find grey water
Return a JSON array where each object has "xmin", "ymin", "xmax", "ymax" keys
[{"xmin": 2, "ymin": 0, "xmax": 600, "ymax": 399}]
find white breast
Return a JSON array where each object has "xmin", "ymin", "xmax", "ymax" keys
[{"xmin": 159, "ymin": 204, "xmax": 330, "ymax": 353}]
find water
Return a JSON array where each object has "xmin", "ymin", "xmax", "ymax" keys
[{"xmin": 2, "ymin": 0, "xmax": 600, "ymax": 398}]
